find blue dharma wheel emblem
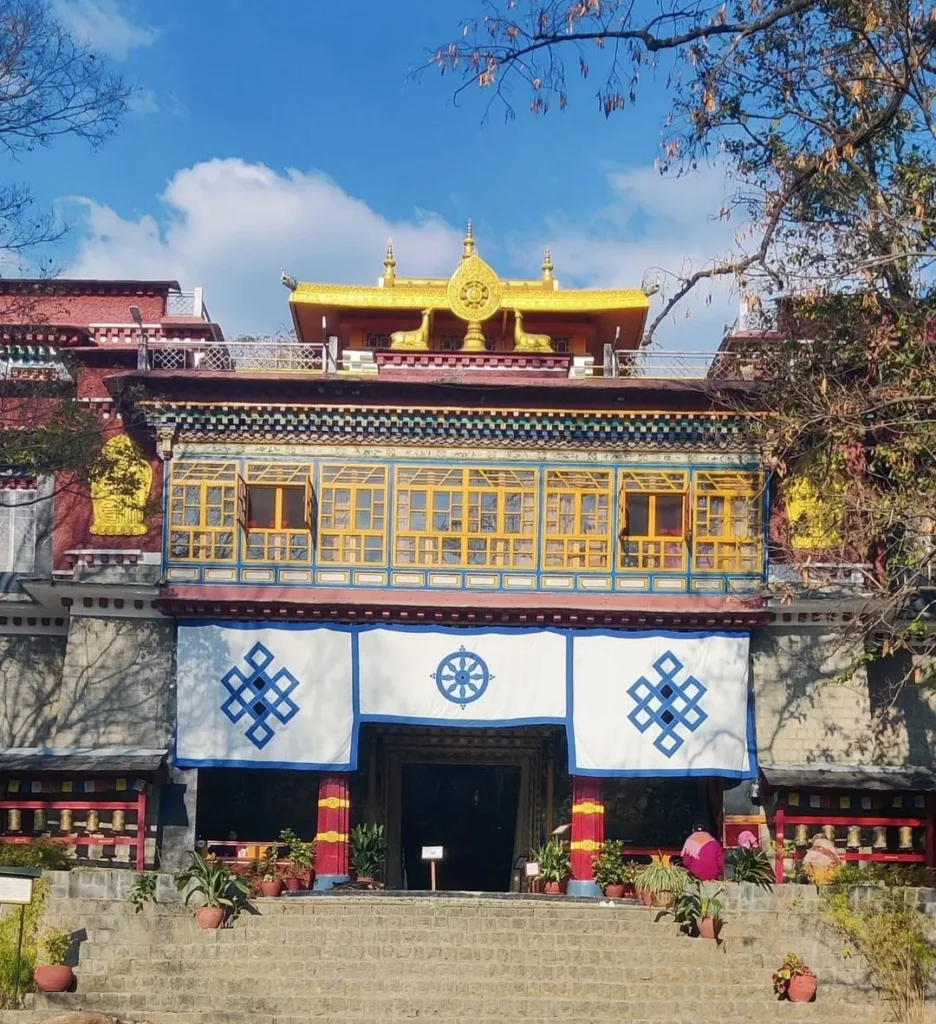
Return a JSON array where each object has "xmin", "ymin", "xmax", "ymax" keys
[{"xmin": 433, "ymin": 646, "xmax": 492, "ymax": 707}]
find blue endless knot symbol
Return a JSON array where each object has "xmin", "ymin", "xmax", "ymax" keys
[
  {"xmin": 220, "ymin": 642, "xmax": 300, "ymax": 749},
  {"xmin": 627, "ymin": 651, "xmax": 707, "ymax": 758},
  {"xmin": 432, "ymin": 646, "xmax": 493, "ymax": 707}
]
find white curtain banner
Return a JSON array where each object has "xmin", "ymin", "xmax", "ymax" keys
[
  {"xmin": 175, "ymin": 622, "xmax": 355, "ymax": 770},
  {"xmin": 570, "ymin": 630, "xmax": 753, "ymax": 777},
  {"xmin": 357, "ymin": 626, "xmax": 566, "ymax": 725}
]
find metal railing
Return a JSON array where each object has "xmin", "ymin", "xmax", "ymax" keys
[
  {"xmin": 602, "ymin": 348, "xmax": 761, "ymax": 380},
  {"xmin": 165, "ymin": 289, "xmax": 207, "ymax": 318},
  {"xmin": 149, "ymin": 341, "xmax": 327, "ymax": 373}
]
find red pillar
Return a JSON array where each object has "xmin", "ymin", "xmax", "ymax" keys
[
  {"xmin": 314, "ymin": 773, "xmax": 350, "ymax": 889},
  {"xmin": 568, "ymin": 776, "xmax": 605, "ymax": 897}
]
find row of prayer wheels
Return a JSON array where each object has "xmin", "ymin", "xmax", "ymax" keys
[
  {"xmin": 792, "ymin": 822, "xmax": 917, "ymax": 851},
  {"xmin": 4, "ymin": 809, "xmax": 127, "ymax": 834}
]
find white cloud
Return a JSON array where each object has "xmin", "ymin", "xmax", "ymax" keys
[
  {"xmin": 64, "ymin": 157, "xmax": 741, "ymax": 347},
  {"xmin": 65, "ymin": 159, "xmax": 464, "ymax": 335},
  {"xmin": 54, "ymin": 0, "xmax": 157, "ymax": 60}
]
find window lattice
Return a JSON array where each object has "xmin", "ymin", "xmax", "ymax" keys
[
  {"xmin": 543, "ymin": 469, "xmax": 612, "ymax": 570},
  {"xmin": 319, "ymin": 464, "xmax": 388, "ymax": 565},
  {"xmin": 620, "ymin": 470, "xmax": 688, "ymax": 571},
  {"xmin": 693, "ymin": 471, "xmax": 763, "ymax": 573},
  {"xmin": 169, "ymin": 462, "xmax": 238, "ymax": 561},
  {"xmin": 394, "ymin": 465, "xmax": 536, "ymax": 568},
  {"xmin": 246, "ymin": 463, "xmax": 310, "ymax": 485},
  {"xmin": 0, "ymin": 490, "xmax": 37, "ymax": 574},
  {"xmin": 365, "ymin": 334, "xmax": 391, "ymax": 350}
]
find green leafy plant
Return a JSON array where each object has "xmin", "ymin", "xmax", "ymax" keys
[
  {"xmin": 530, "ymin": 838, "xmax": 570, "ymax": 885},
  {"xmin": 173, "ymin": 851, "xmax": 249, "ymax": 914},
  {"xmin": 127, "ymin": 872, "xmax": 157, "ymax": 913},
  {"xmin": 663, "ymin": 879, "xmax": 723, "ymax": 935},
  {"xmin": 0, "ymin": 877, "xmax": 48, "ymax": 1007},
  {"xmin": 635, "ymin": 855, "xmax": 688, "ymax": 902},
  {"xmin": 279, "ymin": 828, "xmax": 315, "ymax": 878},
  {"xmin": 823, "ymin": 883, "xmax": 935, "ymax": 1023},
  {"xmin": 0, "ymin": 839, "xmax": 71, "ymax": 871},
  {"xmin": 728, "ymin": 846, "xmax": 774, "ymax": 889},
  {"xmin": 622, "ymin": 860, "xmax": 641, "ymax": 886},
  {"xmin": 350, "ymin": 823, "xmax": 387, "ymax": 881},
  {"xmin": 772, "ymin": 953, "xmax": 815, "ymax": 999},
  {"xmin": 591, "ymin": 840, "xmax": 626, "ymax": 888},
  {"xmin": 37, "ymin": 928, "xmax": 71, "ymax": 967}
]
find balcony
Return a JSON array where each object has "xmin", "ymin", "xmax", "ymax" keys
[
  {"xmin": 165, "ymin": 288, "xmax": 209, "ymax": 320},
  {"xmin": 600, "ymin": 348, "xmax": 761, "ymax": 381},
  {"xmin": 148, "ymin": 340, "xmax": 327, "ymax": 373}
]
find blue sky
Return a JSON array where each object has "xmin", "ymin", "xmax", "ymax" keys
[{"xmin": 18, "ymin": 0, "xmax": 739, "ymax": 345}]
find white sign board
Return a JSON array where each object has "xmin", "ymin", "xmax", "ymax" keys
[
  {"xmin": 525, "ymin": 861, "xmax": 541, "ymax": 878},
  {"xmin": 421, "ymin": 846, "xmax": 444, "ymax": 861},
  {"xmin": 0, "ymin": 876, "xmax": 34, "ymax": 905}
]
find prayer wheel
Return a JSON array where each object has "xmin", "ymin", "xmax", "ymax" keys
[
  {"xmin": 846, "ymin": 825, "xmax": 861, "ymax": 849},
  {"xmin": 7, "ymin": 809, "xmax": 21, "ymax": 833},
  {"xmin": 33, "ymin": 809, "xmax": 46, "ymax": 833},
  {"xmin": 86, "ymin": 809, "xmax": 100, "ymax": 833},
  {"xmin": 872, "ymin": 825, "xmax": 888, "ymax": 850},
  {"xmin": 794, "ymin": 824, "xmax": 809, "ymax": 847},
  {"xmin": 899, "ymin": 826, "xmax": 914, "ymax": 851},
  {"xmin": 59, "ymin": 809, "xmax": 72, "ymax": 833},
  {"xmin": 111, "ymin": 810, "xmax": 125, "ymax": 834},
  {"xmin": 822, "ymin": 824, "xmax": 836, "ymax": 843}
]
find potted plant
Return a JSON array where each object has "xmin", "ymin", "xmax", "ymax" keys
[
  {"xmin": 728, "ymin": 845, "xmax": 775, "ymax": 889},
  {"xmin": 531, "ymin": 838, "xmax": 570, "ymax": 894},
  {"xmin": 34, "ymin": 928, "xmax": 73, "ymax": 992},
  {"xmin": 259, "ymin": 872, "xmax": 284, "ymax": 898},
  {"xmin": 280, "ymin": 828, "xmax": 315, "ymax": 891},
  {"xmin": 772, "ymin": 953, "xmax": 817, "ymax": 1002},
  {"xmin": 622, "ymin": 860, "xmax": 641, "ymax": 898},
  {"xmin": 350, "ymin": 823, "xmax": 387, "ymax": 885},
  {"xmin": 635, "ymin": 854, "xmax": 688, "ymax": 908},
  {"xmin": 667, "ymin": 879, "xmax": 724, "ymax": 938},
  {"xmin": 592, "ymin": 839, "xmax": 627, "ymax": 898},
  {"xmin": 173, "ymin": 851, "xmax": 250, "ymax": 929}
]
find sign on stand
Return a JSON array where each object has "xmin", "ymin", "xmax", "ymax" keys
[
  {"xmin": 0, "ymin": 867, "xmax": 40, "ymax": 1006},
  {"xmin": 421, "ymin": 846, "xmax": 444, "ymax": 891}
]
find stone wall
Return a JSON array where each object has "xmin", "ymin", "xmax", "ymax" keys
[
  {"xmin": 0, "ymin": 633, "xmax": 67, "ymax": 746},
  {"xmin": 752, "ymin": 626, "xmax": 936, "ymax": 767}
]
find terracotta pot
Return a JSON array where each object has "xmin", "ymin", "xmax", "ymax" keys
[
  {"xmin": 650, "ymin": 891, "xmax": 674, "ymax": 909},
  {"xmin": 544, "ymin": 881, "xmax": 562, "ymax": 895},
  {"xmin": 604, "ymin": 884, "xmax": 626, "ymax": 899},
  {"xmin": 284, "ymin": 877, "xmax": 302, "ymax": 892},
  {"xmin": 623, "ymin": 883, "xmax": 637, "ymax": 899},
  {"xmin": 788, "ymin": 974, "xmax": 817, "ymax": 1003},
  {"xmin": 697, "ymin": 916, "xmax": 722, "ymax": 940},
  {"xmin": 34, "ymin": 965, "xmax": 73, "ymax": 993},
  {"xmin": 639, "ymin": 890, "xmax": 652, "ymax": 906},
  {"xmin": 196, "ymin": 906, "xmax": 225, "ymax": 930},
  {"xmin": 355, "ymin": 875, "xmax": 374, "ymax": 886},
  {"xmin": 259, "ymin": 880, "xmax": 284, "ymax": 898}
]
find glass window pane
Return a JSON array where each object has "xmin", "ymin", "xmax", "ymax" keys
[
  {"xmin": 248, "ymin": 486, "xmax": 276, "ymax": 528},
  {"xmin": 281, "ymin": 488, "xmax": 307, "ymax": 529},
  {"xmin": 655, "ymin": 495, "xmax": 684, "ymax": 537},
  {"xmin": 626, "ymin": 494, "xmax": 650, "ymax": 537}
]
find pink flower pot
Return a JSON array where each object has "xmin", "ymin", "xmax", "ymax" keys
[
  {"xmin": 788, "ymin": 975, "xmax": 817, "ymax": 1003},
  {"xmin": 284, "ymin": 877, "xmax": 302, "ymax": 892},
  {"xmin": 259, "ymin": 880, "xmax": 283, "ymax": 898},
  {"xmin": 196, "ymin": 906, "xmax": 225, "ymax": 929},
  {"xmin": 697, "ymin": 917, "xmax": 722, "ymax": 940},
  {"xmin": 604, "ymin": 884, "xmax": 626, "ymax": 899},
  {"xmin": 34, "ymin": 965, "xmax": 73, "ymax": 992}
]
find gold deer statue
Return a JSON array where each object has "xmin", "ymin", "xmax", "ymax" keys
[
  {"xmin": 514, "ymin": 310, "xmax": 553, "ymax": 353},
  {"xmin": 390, "ymin": 309, "xmax": 431, "ymax": 351}
]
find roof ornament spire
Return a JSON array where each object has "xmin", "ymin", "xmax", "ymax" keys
[
  {"xmin": 541, "ymin": 248, "xmax": 554, "ymax": 284},
  {"xmin": 382, "ymin": 238, "xmax": 396, "ymax": 286},
  {"xmin": 462, "ymin": 219, "xmax": 476, "ymax": 260}
]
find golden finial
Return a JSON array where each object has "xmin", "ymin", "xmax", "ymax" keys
[
  {"xmin": 542, "ymin": 247, "xmax": 554, "ymax": 283},
  {"xmin": 462, "ymin": 219, "xmax": 476, "ymax": 259},
  {"xmin": 383, "ymin": 238, "xmax": 396, "ymax": 285}
]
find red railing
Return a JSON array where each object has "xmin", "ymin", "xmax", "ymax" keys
[
  {"xmin": 774, "ymin": 809, "xmax": 934, "ymax": 884},
  {"xmin": 0, "ymin": 791, "xmax": 148, "ymax": 871}
]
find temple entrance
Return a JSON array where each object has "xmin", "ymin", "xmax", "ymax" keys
[{"xmin": 401, "ymin": 762, "xmax": 521, "ymax": 891}]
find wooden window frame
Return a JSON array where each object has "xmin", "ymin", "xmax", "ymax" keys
[
  {"xmin": 393, "ymin": 465, "xmax": 537, "ymax": 569},
  {"xmin": 168, "ymin": 461, "xmax": 239, "ymax": 562},
  {"xmin": 619, "ymin": 470, "xmax": 689, "ymax": 572},
  {"xmin": 318, "ymin": 465, "xmax": 388, "ymax": 566},
  {"xmin": 692, "ymin": 470, "xmax": 764, "ymax": 573},
  {"xmin": 542, "ymin": 469, "xmax": 613, "ymax": 570},
  {"xmin": 0, "ymin": 489, "xmax": 37, "ymax": 574},
  {"xmin": 244, "ymin": 483, "xmax": 311, "ymax": 564}
]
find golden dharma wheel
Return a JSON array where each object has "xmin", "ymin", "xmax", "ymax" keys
[
  {"xmin": 7, "ymin": 809, "xmax": 21, "ymax": 833},
  {"xmin": 872, "ymin": 825, "xmax": 888, "ymax": 850},
  {"xmin": 111, "ymin": 810, "xmax": 125, "ymax": 834},
  {"xmin": 793, "ymin": 824, "xmax": 809, "ymax": 847},
  {"xmin": 898, "ymin": 826, "xmax": 914, "ymax": 851},
  {"xmin": 846, "ymin": 825, "xmax": 861, "ymax": 849},
  {"xmin": 59, "ymin": 809, "xmax": 73, "ymax": 834},
  {"xmin": 33, "ymin": 809, "xmax": 46, "ymax": 833},
  {"xmin": 86, "ymin": 809, "xmax": 100, "ymax": 833}
]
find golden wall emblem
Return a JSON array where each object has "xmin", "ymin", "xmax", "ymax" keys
[{"xmin": 90, "ymin": 434, "xmax": 153, "ymax": 537}]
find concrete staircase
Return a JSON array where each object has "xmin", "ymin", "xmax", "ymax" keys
[{"xmin": 0, "ymin": 892, "xmax": 901, "ymax": 1023}]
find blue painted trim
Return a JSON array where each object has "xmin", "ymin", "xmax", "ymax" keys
[
  {"xmin": 174, "ymin": 756, "xmax": 352, "ymax": 771},
  {"xmin": 349, "ymin": 630, "xmax": 361, "ymax": 771},
  {"xmin": 354, "ymin": 622, "xmax": 568, "ymax": 637},
  {"xmin": 567, "ymin": 880, "xmax": 602, "ymax": 898},
  {"xmin": 358, "ymin": 715, "xmax": 565, "ymax": 729},
  {"xmin": 564, "ymin": 632, "xmax": 577, "ymax": 772},
  {"xmin": 571, "ymin": 766, "xmax": 755, "ymax": 779},
  {"xmin": 313, "ymin": 874, "xmax": 350, "ymax": 891}
]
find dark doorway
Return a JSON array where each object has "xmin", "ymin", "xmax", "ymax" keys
[{"xmin": 401, "ymin": 763, "xmax": 520, "ymax": 891}]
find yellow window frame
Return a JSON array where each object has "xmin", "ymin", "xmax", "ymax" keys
[
  {"xmin": 318, "ymin": 464, "xmax": 388, "ymax": 566},
  {"xmin": 393, "ymin": 465, "xmax": 537, "ymax": 569},
  {"xmin": 693, "ymin": 470, "xmax": 764, "ymax": 573},
  {"xmin": 619, "ymin": 470, "xmax": 689, "ymax": 571},
  {"xmin": 243, "ymin": 463, "xmax": 312, "ymax": 564},
  {"xmin": 168, "ymin": 461, "xmax": 239, "ymax": 562},
  {"xmin": 543, "ymin": 469, "xmax": 613, "ymax": 570}
]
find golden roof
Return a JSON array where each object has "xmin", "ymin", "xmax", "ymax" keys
[{"xmin": 289, "ymin": 223, "xmax": 650, "ymax": 322}]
